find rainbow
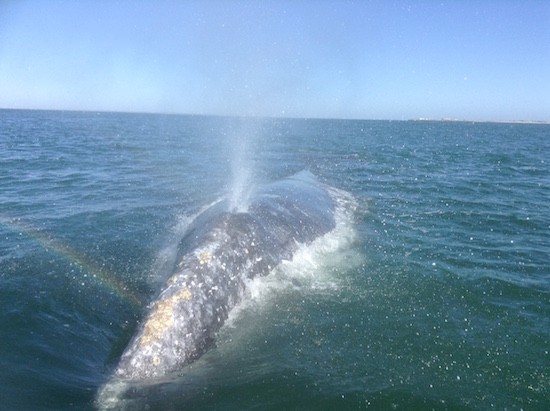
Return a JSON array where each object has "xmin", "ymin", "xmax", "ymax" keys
[{"xmin": 1, "ymin": 215, "xmax": 142, "ymax": 308}]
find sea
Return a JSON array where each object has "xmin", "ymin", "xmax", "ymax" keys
[{"xmin": 1, "ymin": 109, "xmax": 549, "ymax": 410}]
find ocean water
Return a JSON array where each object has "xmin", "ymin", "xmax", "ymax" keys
[{"xmin": 1, "ymin": 109, "xmax": 549, "ymax": 410}]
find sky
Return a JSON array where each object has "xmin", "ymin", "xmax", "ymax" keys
[{"xmin": 0, "ymin": 0, "xmax": 548, "ymax": 121}]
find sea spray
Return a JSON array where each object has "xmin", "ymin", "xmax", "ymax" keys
[{"xmin": 227, "ymin": 119, "xmax": 264, "ymax": 212}]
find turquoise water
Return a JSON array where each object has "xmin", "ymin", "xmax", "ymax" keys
[{"xmin": 1, "ymin": 109, "xmax": 549, "ymax": 410}]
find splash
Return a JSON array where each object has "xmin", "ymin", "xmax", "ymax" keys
[
  {"xmin": 227, "ymin": 119, "xmax": 262, "ymax": 212},
  {"xmin": 226, "ymin": 183, "xmax": 361, "ymax": 325},
  {"xmin": 229, "ymin": 156, "xmax": 252, "ymax": 212}
]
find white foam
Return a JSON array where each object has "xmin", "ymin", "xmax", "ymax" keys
[{"xmin": 225, "ymin": 184, "xmax": 362, "ymax": 326}]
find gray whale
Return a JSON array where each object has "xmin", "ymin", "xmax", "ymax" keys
[{"xmin": 114, "ymin": 171, "xmax": 337, "ymax": 381}]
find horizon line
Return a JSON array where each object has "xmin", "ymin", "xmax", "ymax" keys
[{"xmin": 1, "ymin": 106, "xmax": 549, "ymax": 125}]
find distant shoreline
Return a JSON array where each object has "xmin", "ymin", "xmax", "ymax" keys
[
  {"xmin": 409, "ymin": 117, "xmax": 550, "ymax": 125},
  {"xmin": 1, "ymin": 107, "xmax": 549, "ymax": 124}
]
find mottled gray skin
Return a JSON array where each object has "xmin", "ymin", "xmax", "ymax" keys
[{"xmin": 114, "ymin": 171, "xmax": 335, "ymax": 381}]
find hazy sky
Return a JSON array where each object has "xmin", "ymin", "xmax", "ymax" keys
[{"xmin": 1, "ymin": 1, "xmax": 548, "ymax": 120}]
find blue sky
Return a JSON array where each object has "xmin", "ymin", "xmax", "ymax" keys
[{"xmin": 0, "ymin": 0, "xmax": 548, "ymax": 121}]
